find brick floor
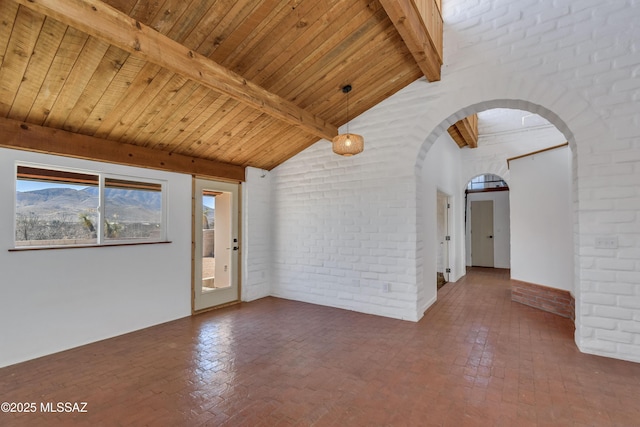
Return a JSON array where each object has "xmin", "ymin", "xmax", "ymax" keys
[{"xmin": 1, "ymin": 267, "xmax": 640, "ymax": 426}]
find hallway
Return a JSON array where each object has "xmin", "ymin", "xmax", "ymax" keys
[{"xmin": 2, "ymin": 268, "xmax": 639, "ymax": 426}]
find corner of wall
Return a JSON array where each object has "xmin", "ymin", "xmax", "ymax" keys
[{"xmin": 241, "ymin": 167, "xmax": 273, "ymax": 302}]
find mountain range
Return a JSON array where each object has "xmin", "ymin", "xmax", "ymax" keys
[{"xmin": 16, "ymin": 187, "xmax": 162, "ymax": 223}]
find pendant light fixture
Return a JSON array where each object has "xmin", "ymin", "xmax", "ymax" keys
[{"xmin": 332, "ymin": 84, "xmax": 364, "ymax": 156}]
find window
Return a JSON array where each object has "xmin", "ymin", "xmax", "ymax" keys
[
  {"xmin": 466, "ymin": 174, "xmax": 508, "ymax": 192},
  {"xmin": 103, "ymin": 178, "xmax": 163, "ymax": 242},
  {"xmin": 15, "ymin": 164, "xmax": 166, "ymax": 248}
]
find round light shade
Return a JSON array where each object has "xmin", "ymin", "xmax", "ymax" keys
[{"xmin": 332, "ymin": 133, "xmax": 364, "ymax": 156}]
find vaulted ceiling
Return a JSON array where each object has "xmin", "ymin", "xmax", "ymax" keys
[{"xmin": 0, "ymin": 0, "xmax": 442, "ymax": 180}]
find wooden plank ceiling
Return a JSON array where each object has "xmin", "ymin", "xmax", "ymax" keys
[{"xmin": 0, "ymin": 0, "xmax": 438, "ymax": 176}]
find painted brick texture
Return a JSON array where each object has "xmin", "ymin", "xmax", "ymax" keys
[
  {"xmin": 267, "ymin": 0, "xmax": 640, "ymax": 363},
  {"xmin": 272, "ymin": 140, "xmax": 420, "ymax": 321}
]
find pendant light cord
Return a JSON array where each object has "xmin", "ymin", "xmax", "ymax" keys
[{"xmin": 342, "ymin": 84, "xmax": 352, "ymax": 134}]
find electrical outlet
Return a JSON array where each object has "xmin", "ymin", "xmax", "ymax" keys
[
  {"xmin": 595, "ymin": 237, "xmax": 618, "ymax": 249},
  {"xmin": 382, "ymin": 283, "xmax": 390, "ymax": 293}
]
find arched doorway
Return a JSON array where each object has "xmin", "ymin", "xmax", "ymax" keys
[
  {"xmin": 465, "ymin": 173, "xmax": 510, "ymax": 269},
  {"xmin": 416, "ymin": 102, "xmax": 576, "ymax": 325}
]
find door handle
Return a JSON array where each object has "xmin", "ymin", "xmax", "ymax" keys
[{"xmin": 488, "ymin": 235, "xmax": 493, "ymax": 239}]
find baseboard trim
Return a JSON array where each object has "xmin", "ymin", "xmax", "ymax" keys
[{"xmin": 511, "ymin": 279, "xmax": 575, "ymax": 320}]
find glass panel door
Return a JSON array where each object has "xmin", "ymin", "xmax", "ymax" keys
[{"xmin": 194, "ymin": 178, "xmax": 239, "ymax": 311}]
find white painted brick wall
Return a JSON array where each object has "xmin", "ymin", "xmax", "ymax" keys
[
  {"xmin": 271, "ymin": 127, "xmax": 420, "ymax": 320},
  {"xmin": 265, "ymin": 0, "xmax": 640, "ymax": 363},
  {"xmin": 241, "ymin": 167, "xmax": 273, "ymax": 301}
]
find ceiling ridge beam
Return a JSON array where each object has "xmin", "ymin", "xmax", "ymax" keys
[
  {"xmin": 379, "ymin": 0, "xmax": 443, "ymax": 82},
  {"xmin": 15, "ymin": 0, "xmax": 338, "ymax": 141}
]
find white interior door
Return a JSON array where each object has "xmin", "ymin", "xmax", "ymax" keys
[
  {"xmin": 194, "ymin": 178, "xmax": 239, "ymax": 311},
  {"xmin": 471, "ymin": 200, "xmax": 494, "ymax": 267}
]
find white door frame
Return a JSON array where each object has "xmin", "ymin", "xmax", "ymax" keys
[
  {"xmin": 193, "ymin": 177, "xmax": 240, "ymax": 312},
  {"xmin": 437, "ymin": 191, "xmax": 451, "ymax": 281},
  {"xmin": 470, "ymin": 200, "xmax": 495, "ymax": 267}
]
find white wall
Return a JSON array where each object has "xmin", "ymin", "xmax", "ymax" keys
[
  {"xmin": 241, "ymin": 167, "xmax": 272, "ymax": 301},
  {"xmin": 460, "ymin": 111, "xmax": 567, "ymax": 188},
  {"xmin": 269, "ymin": 0, "xmax": 640, "ymax": 362},
  {"xmin": 510, "ymin": 146, "xmax": 573, "ymax": 292},
  {"xmin": 271, "ymin": 134, "xmax": 420, "ymax": 321},
  {"xmin": 466, "ymin": 191, "xmax": 511, "ymax": 269},
  {"xmin": 0, "ymin": 153, "xmax": 273, "ymax": 367},
  {"xmin": 0, "ymin": 147, "xmax": 192, "ymax": 368},
  {"xmin": 418, "ymin": 133, "xmax": 464, "ymax": 314}
]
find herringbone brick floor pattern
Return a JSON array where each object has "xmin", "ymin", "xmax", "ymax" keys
[{"xmin": 2, "ymin": 268, "xmax": 639, "ymax": 426}]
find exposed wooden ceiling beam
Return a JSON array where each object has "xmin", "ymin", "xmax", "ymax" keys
[
  {"xmin": 447, "ymin": 125, "xmax": 466, "ymax": 148},
  {"xmin": 447, "ymin": 114, "xmax": 478, "ymax": 149},
  {"xmin": 14, "ymin": 0, "xmax": 338, "ymax": 142},
  {"xmin": 379, "ymin": 0, "xmax": 443, "ymax": 82},
  {"xmin": 0, "ymin": 117, "xmax": 246, "ymax": 182}
]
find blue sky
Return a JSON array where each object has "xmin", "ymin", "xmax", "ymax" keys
[{"xmin": 203, "ymin": 195, "xmax": 215, "ymax": 209}]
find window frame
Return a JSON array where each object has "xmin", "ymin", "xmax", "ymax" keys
[{"xmin": 14, "ymin": 162, "xmax": 168, "ymax": 249}]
